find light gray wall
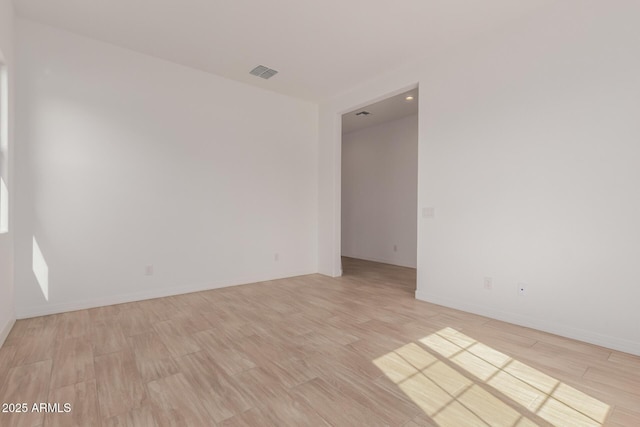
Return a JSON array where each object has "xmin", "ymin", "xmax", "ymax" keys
[
  {"xmin": 319, "ymin": 0, "xmax": 640, "ymax": 355},
  {"xmin": 341, "ymin": 114, "xmax": 418, "ymax": 268},
  {"xmin": 15, "ymin": 20, "xmax": 318, "ymax": 317},
  {"xmin": 0, "ymin": 0, "xmax": 16, "ymax": 345}
]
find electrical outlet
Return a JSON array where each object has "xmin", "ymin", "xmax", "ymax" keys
[
  {"xmin": 518, "ymin": 283, "xmax": 527, "ymax": 296},
  {"xmin": 422, "ymin": 207, "xmax": 435, "ymax": 218},
  {"xmin": 145, "ymin": 265, "xmax": 154, "ymax": 276},
  {"xmin": 483, "ymin": 277, "xmax": 493, "ymax": 290},
  {"xmin": 274, "ymin": 253, "xmax": 279, "ymax": 262},
  {"xmin": 393, "ymin": 245, "xmax": 398, "ymax": 252}
]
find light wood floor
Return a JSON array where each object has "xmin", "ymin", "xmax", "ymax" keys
[{"xmin": 1, "ymin": 257, "xmax": 638, "ymax": 426}]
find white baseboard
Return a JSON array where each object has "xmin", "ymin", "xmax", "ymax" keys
[
  {"xmin": 415, "ymin": 290, "xmax": 640, "ymax": 357},
  {"xmin": 16, "ymin": 269, "xmax": 315, "ymax": 319},
  {"xmin": 0, "ymin": 317, "xmax": 16, "ymax": 348},
  {"xmin": 342, "ymin": 253, "xmax": 416, "ymax": 269}
]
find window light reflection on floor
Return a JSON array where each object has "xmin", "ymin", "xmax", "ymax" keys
[{"xmin": 373, "ymin": 327, "xmax": 609, "ymax": 426}]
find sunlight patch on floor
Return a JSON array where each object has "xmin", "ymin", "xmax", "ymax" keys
[{"xmin": 373, "ymin": 327, "xmax": 609, "ymax": 427}]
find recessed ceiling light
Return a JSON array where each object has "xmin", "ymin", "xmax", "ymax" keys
[{"xmin": 405, "ymin": 96, "xmax": 414, "ymax": 101}]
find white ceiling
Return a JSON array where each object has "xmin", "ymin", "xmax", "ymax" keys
[
  {"xmin": 13, "ymin": 0, "xmax": 554, "ymax": 101},
  {"xmin": 342, "ymin": 89, "xmax": 418, "ymax": 134}
]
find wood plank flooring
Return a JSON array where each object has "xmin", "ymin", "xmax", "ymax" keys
[{"xmin": 0, "ymin": 257, "xmax": 638, "ymax": 426}]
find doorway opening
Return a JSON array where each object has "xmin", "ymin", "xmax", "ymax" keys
[{"xmin": 340, "ymin": 88, "xmax": 418, "ymax": 292}]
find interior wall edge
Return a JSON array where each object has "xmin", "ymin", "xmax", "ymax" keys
[
  {"xmin": 341, "ymin": 253, "xmax": 416, "ymax": 269},
  {"xmin": 15, "ymin": 268, "xmax": 315, "ymax": 320},
  {"xmin": 0, "ymin": 317, "xmax": 15, "ymax": 348},
  {"xmin": 415, "ymin": 290, "xmax": 640, "ymax": 357}
]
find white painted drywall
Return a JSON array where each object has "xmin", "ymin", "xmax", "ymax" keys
[
  {"xmin": 320, "ymin": 0, "xmax": 640, "ymax": 355},
  {"xmin": 0, "ymin": 0, "xmax": 16, "ymax": 346},
  {"xmin": 341, "ymin": 114, "xmax": 418, "ymax": 268},
  {"xmin": 15, "ymin": 20, "xmax": 318, "ymax": 317}
]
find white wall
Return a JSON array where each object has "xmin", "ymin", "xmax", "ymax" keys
[
  {"xmin": 320, "ymin": 0, "xmax": 640, "ymax": 355},
  {"xmin": 341, "ymin": 114, "xmax": 417, "ymax": 268},
  {"xmin": 15, "ymin": 20, "xmax": 318, "ymax": 317},
  {"xmin": 0, "ymin": 0, "xmax": 16, "ymax": 346}
]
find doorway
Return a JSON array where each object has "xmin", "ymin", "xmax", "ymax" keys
[{"xmin": 340, "ymin": 88, "xmax": 418, "ymax": 290}]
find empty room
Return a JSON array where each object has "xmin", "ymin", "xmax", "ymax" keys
[
  {"xmin": 0, "ymin": 0, "xmax": 639, "ymax": 426},
  {"xmin": 341, "ymin": 88, "xmax": 419, "ymax": 300}
]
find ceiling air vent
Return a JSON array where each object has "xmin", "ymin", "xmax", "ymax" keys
[
  {"xmin": 355, "ymin": 111, "xmax": 371, "ymax": 116},
  {"xmin": 250, "ymin": 65, "xmax": 279, "ymax": 79}
]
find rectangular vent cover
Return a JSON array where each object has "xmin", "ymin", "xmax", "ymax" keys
[{"xmin": 250, "ymin": 65, "xmax": 279, "ymax": 79}]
